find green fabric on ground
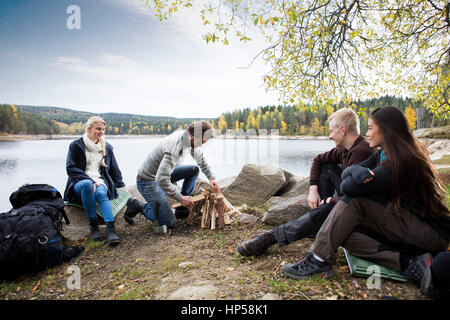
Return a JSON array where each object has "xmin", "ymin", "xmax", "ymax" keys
[
  {"xmin": 343, "ymin": 248, "xmax": 408, "ymax": 282},
  {"xmin": 65, "ymin": 188, "xmax": 131, "ymax": 219}
]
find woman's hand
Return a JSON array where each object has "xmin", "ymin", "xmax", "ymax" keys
[
  {"xmin": 93, "ymin": 182, "xmax": 100, "ymax": 193},
  {"xmin": 363, "ymin": 170, "xmax": 375, "ymax": 183}
]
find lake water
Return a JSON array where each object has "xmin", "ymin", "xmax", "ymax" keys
[{"xmin": 0, "ymin": 136, "xmax": 334, "ymax": 213}]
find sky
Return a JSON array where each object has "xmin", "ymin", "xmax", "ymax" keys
[{"xmin": 0, "ymin": 0, "xmax": 280, "ymax": 118}]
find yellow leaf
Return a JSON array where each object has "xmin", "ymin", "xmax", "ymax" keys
[{"xmin": 32, "ymin": 281, "xmax": 41, "ymax": 292}]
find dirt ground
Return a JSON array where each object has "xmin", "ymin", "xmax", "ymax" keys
[{"xmin": 0, "ymin": 208, "xmax": 429, "ymax": 301}]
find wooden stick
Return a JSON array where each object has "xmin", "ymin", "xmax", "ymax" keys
[
  {"xmin": 223, "ymin": 211, "xmax": 231, "ymax": 225},
  {"xmin": 217, "ymin": 199, "xmax": 225, "ymax": 228},
  {"xmin": 172, "ymin": 193, "xmax": 206, "ymax": 208},
  {"xmin": 211, "ymin": 198, "xmax": 218, "ymax": 230},
  {"xmin": 201, "ymin": 194, "xmax": 209, "ymax": 228},
  {"xmin": 188, "ymin": 200, "xmax": 202, "ymax": 225},
  {"xmin": 222, "ymin": 197, "xmax": 236, "ymax": 212}
]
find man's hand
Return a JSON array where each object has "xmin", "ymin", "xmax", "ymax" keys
[
  {"xmin": 180, "ymin": 196, "xmax": 194, "ymax": 208},
  {"xmin": 210, "ymin": 179, "xmax": 220, "ymax": 193},
  {"xmin": 308, "ymin": 185, "xmax": 321, "ymax": 209},
  {"xmin": 320, "ymin": 197, "xmax": 332, "ymax": 205},
  {"xmin": 93, "ymin": 182, "xmax": 100, "ymax": 193}
]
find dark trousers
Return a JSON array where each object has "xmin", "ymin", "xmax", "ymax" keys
[
  {"xmin": 317, "ymin": 163, "xmax": 343, "ymax": 199},
  {"xmin": 432, "ymin": 252, "xmax": 450, "ymax": 299},
  {"xmin": 274, "ymin": 202, "xmax": 336, "ymax": 246},
  {"xmin": 311, "ymin": 198, "xmax": 449, "ymax": 270},
  {"xmin": 273, "ymin": 163, "xmax": 341, "ymax": 246},
  {"xmin": 170, "ymin": 165, "xmax": 200, "ymax": 196}
]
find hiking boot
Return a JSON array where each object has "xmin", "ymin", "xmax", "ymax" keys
[
  {"xmin": 106, "ymin": 221, "xmax": 120, "ymax": 245},
  {"xmin": 281, "ymin": 251, "xmax": 334, "ymax": 280},
  {"xmin": 89, "ymin": 219, "xmax": 103, "ymax": 241},
  {"xmin": 124, "ymin": 198, "xmax": 145, "ymax": 225},
  {"xmin": 237, "ymin": 230, "xmax": 277, "ymax": 256},
  {"xmin": 175, "ymin": 206, "xmax": 190, "ymax": 219},
  {"xmin": 401, "ymin": 253, "xmax": 434, "ymax": 296}
]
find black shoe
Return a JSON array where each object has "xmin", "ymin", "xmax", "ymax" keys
[
  {"xmin": 281, "ymin": 251, "xmax": 334, "ymax": 280},
  {"xmin": 237, "ymin": 230, "xmax": 277, "ymax": 256},
  {"xmin": 401, "ymin": 253, "xmax": 434, "ymax": 296},
  {"xmin": 106, "ymin": 221, "xmax": 120, "ymax": 245},
  {"xmin": 124, "ymin": 198, "xmax": 145, "ymax": 225},
  {"xmin": 175, "ymin": 206, "xmax": 190, "ymax": 219},
  {"xmin": 89, "ymin": 219, "xmax": 103, "ymax": 241},
  {"xmin": 62, "ymin": 246, "xmax": 85, "ymax": 262}
]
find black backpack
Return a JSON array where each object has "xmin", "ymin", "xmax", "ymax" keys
[{"xmin": 0, "ymin": 184, "xmax": 72, "ymax": 278}]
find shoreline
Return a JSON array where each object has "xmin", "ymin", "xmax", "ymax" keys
[{"xmin": 0, "ymin": 133, "xmax": 331, "ymax": 141}]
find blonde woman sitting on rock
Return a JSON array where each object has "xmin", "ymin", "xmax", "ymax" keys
[{"xmin": 63, "ymin": 116, "xmax": 125, "ymax": 245}]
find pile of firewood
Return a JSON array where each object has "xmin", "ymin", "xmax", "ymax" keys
[{"xmin": 172, "ymin": 190, "xmax": 241, "ymax": 229}]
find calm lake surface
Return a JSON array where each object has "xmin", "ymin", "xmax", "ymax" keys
[{"xmin": 0, "ymin": 136, "xmax": 334, "ymax": 213}]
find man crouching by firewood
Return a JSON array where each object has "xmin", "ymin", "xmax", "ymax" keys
[{"xmin": 123, "ymin": 121, "xmax": 220, "ymax": 228}]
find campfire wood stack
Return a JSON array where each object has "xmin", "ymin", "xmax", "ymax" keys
[{"xmin": 171, "ymin": 190, "xmax": 240, "ymax": 229}]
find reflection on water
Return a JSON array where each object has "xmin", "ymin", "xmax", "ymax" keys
[
  {"xmin": 0, "ymin": 159, "xmax": 18, "ymax": 173},
  {"xmin": 0, "ymin": 137, "xmax": 334, "ymax": 213}
]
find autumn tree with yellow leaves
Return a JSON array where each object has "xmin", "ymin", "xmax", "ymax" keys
[
  {"xmin": 142, "ymin": 0, "xmax": 450, "ymax": 120},
  {"xmin": 405, "ymin": 105, "xmax": 417, "ymax": 130}
]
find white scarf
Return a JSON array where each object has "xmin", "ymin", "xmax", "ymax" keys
[{"xmin": 83, "ymin": 133, "xmax": 107, "ymax": 167}]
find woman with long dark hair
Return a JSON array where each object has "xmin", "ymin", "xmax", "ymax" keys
[{"xmin": 281, "ymin": 106, "xmax": 450, "ymax": 296}]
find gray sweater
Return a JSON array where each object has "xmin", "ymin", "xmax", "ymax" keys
[{"xmin": 137, "ymin": 130, "xmax": 215, "ymax": 201}]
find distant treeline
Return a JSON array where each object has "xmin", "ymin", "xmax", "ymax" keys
[
  {"xmin": 15, "ymin": 105, "xmax": 209, "ymax": 135},
  {"xmin": 212, "ymin": 95, "xmax": 446, "ymax": 136},
  {"xmin": 0, "ymin": 104, "xmax": 60, "ymax": 135},
  {"xmin": 1, "ymin": 96, "xmax": 447, "ymax": 136}
]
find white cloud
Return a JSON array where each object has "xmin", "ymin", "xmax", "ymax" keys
[
  {"xmin": 46, "ymin": 1, "xmax": 280, "ymax": 117},
  {"xmin": 50, "ymin": 52, "xmax": 278, "ymax": 117}
]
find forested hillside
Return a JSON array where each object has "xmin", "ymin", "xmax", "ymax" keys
[
  {"xmin": 15, "ymin": 105, "xmax": 209, "ymax": 135},
  {"xmin": 1, "ymin": 96, "xmax": 446, "ymax": 136},
  {"xmin": 212, "ymin": 95, "xmax": 444, "ymax": 136},
  {"xmin": 0, "ymin": 104, "xmax": 60, "ymax": 135}
]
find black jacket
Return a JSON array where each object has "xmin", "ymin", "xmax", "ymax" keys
[
  {"xmin": 340, "ymin": 150, "xmax": 450, "ymax": 241},
  {"xmin": 63, "ymin": 138, "xmax": 125, "ymax": 202}
]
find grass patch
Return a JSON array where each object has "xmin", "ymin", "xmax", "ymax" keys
[
  {"xmin": 118, "ymin": 285, "xmax": 150, "ymax": 300},
  {"xmin": 161, "ymin": 256, "xmax": 185, "ymax": 272},
  {"xmin": 0, "ymin": 281, "xmax": 19, "ymax": 293},
  {"xmin": 83, "ymin": 238, "xmax": 104, "ymax": 250},
  {"xmin": 267, "ymin": 279, "xmax": 297, "ymax": 294}
]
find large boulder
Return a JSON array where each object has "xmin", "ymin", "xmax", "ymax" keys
[
  {"xmin": 62, "ymin": 201, "xmax": 128, "ymax": 241},
  {"xmin": 62, "ymin": 186, "xmax": 139, "ymax": 240},
  {"xmin": 169, "ymin": 284, "xmax": 218, "ymax": 300},
  {"xmin": 262, "ymin": 194, "xmax": 310, "ymax": 226},
  {"xmin": 426, "ymin": 139, "xmax": 450, "ymax": 161},
  {"xmin": 62, "ymin": 205, "xmax": 91, "ymax": 240},
  {"xmin": 274, "ymin": 175, "xmax": 310, "ymax": 198},
  {"xmin": 222, "ymin": 164, "xmax": 288, "ymax": 206},
  {"xmin": 217, "ymin": 176, "xmax": 236, "ymax": 191}
]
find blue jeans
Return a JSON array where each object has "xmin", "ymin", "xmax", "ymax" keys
[
  {"xmin": 136, "ymin": 165, "xmax": 199, "ymax": 227},
  {"xmin": 74, "ymin": 180, "xmax": 114, "ymax": 223}
]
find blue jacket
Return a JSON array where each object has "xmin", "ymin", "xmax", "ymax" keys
[{"xmin": 63, "ymin": 137, "xmax": 125, "ymax": 202}]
